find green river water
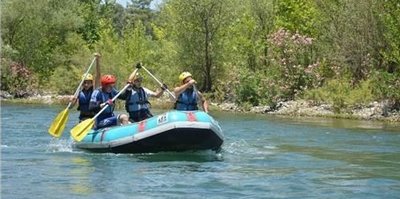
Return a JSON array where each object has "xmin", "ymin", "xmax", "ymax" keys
[{"xmin": 1, "ymin": 104, "xmax": 400, "ymax": 198}]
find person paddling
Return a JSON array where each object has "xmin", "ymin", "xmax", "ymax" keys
[
  {"xmin": 173, "ymin": 72, "xmax": 208, "ymax": 113},
  {"xmin": 70, "ymin": 74, "xmax": 96, "ymax": 122},
  {"xmin": 122, "ymin": 73, "xmax": 166, "ymax": 122},
  {"xmin": 70, "ymin": 53, "xmax": 101, "ymax": 122},
  {"xmin": 89, "ymin": 75, "xmax": 130, "ymax": 129}
]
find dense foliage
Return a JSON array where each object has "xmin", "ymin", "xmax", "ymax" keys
[{"xmin": 1, "ymin": 0, "xmax": 399, "ymax": 110}]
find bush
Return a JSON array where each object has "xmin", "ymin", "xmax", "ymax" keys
[
  {"xmin": 304, "ymin": 77, "xmax": 374, "ymax": 113},
  {"xmin": 268, "ymin": 28, "xmax": 320, "ymax": 100},
  {"xmin": 370, "ymin": 71, "xmax": 400, "ymax": 110},
  {"xmin": 1, "ymin": 59, "xmax": 38, "ymax": 97},
  {"xmin": 236, "ymin": 70, "xmax": 260, "ymax": 106},
  {"xmin": 235, "ymin": 68, "xmax": 281, "ymax": 107},
  {"xmin": 47, "ymin": 65, "xmax": 81, "ymax": 95}
]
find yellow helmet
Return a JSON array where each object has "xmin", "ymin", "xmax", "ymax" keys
[
  {"xmin": 179, "ymin": 72, "xmax": 192, "ymax": 83},
  {"xmin": 82, "ymin": 73, "xmax": 93, "ymax": 81}
]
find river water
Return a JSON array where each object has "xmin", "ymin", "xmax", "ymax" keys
[{"xmin": 1, "ymin": 104, "xmax": 400, "ymax": 198}]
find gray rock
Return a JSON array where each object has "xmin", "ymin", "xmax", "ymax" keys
[
  {"xmin": 219, "ymin": 103, "xmax": 240, "ymax": 111},
  {"xmin": 250, "ymin": 106, "xmax": 271, "ymax": 114},
  {"xmin": 0, "ymin": 90, "xmax": 13, "ymax": 99}
]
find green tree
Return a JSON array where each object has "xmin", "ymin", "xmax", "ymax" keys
[
  {"xmin": 380, "ymin": 0, "xmax": 400, "ymax": 73},
  {"xmin": 226, "ymin": 0, "xmax": 276, "ymax": 71},
  {"xmin": 1, "ymin": 0, "xmax": 84, "ymax": 83},
  {"xmin": 124, "ymin": 0, "xmax": 155, "ymax": 35},
  {"xmin": 161, "ymin": 0, "xmax": 234, "ymax": 91},
  {"xmin": 77, "ymin": 0, "xmax": 101, "ymax": 46},
  {"xmin": 275, "ymin": 0, "xmax": 320, "ymax": 37},
  {"xmin": 315, "ymin": 0, "xmax": 384, "ymax": 83}
]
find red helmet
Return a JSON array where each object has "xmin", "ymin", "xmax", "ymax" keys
[{"xmin": 101, "ymin": 75, "xmax": 116, "ymax": 86}]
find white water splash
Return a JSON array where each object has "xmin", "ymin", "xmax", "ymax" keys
[
  {"xmin": 263, "ymin": 145, "xmax": 277, "ymax": 150},
  {"xmin": 223, "ymin": 139, "xmax": 251, "ymax": 155},
  {"xmin": 1, "ymin": 144, "xmax": 8, "ymax": 148},
  {"xmin": 215, "ymin": 152, "xmax": 223, "ymax": 161},
  {"xmin": 223, "ymin": 139, "xmax": 277, "ymax": 157},
  {"xmin": 46, "ymin": 138, "xmax": 74, "ymax": 153}
]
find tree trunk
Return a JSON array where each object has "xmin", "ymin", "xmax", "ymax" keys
[
  {"xmin": 95, "ymin": 54, "xmax": 101, "ymax": 89},
  {"xmin": 203, "ymin": 16, "xmax": 212, "ymax": 92}
]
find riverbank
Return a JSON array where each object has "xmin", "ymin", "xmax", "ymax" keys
[
  {"xmin": 0, "ymin": 91, "xmax": 175, "ymax": 109},
  {"xmin": 1, "ymin": 90, "xmax": 399, "ymax": 122},
  {"xmin": 216, "ymin": 100, "xmax": 400, "ymax": 122}
]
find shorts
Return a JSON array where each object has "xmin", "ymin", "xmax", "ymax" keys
[
  {"xmin": 79, "ymin": 112, "xmax": 94, "ymax": 122},
  {"xmin": 95, "ymin": 115, "xmax": 120, "ymax": 129}
]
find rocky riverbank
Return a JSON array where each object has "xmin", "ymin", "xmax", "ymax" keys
[
  {"xmin": 1, "ymin": 90, "xmax": 71, "ymax": 104},
  {"xmin": 2, "ymin": 90, "xmax": 399, "ymax": 122},
  {"xmin": 216, "ymin": 100, "xmax": 400, "ymax": 122}
]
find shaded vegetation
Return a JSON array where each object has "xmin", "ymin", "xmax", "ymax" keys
[{"xmin": 1, "ymin": 0, "xmax": 399, "ymax": 112}]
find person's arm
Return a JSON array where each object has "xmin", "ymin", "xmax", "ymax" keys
[
  {"xmin": 113, "ymin": 88, "xmax": 126, "ymax": 100},
  {"xmin": 145, "ymin": 87, "xmax": 164, "ymax": 98},
  {"xmin": 197, "ymin": 91, "xmax": 209, "ymax": 113},
  {"xmin": 154, "ymin": 89, "xmax": 164, "ymax": 98},
  {"xmin": 89, "ymin": 90, "xmax": 101, "ymax": 112},
  {"xmin": 69, "ymin": 96, "xmax": 78, "ymax": 108},
  {"xmin": 142, "ymin": 87, "xmax": 157, "ymax": 98},
  {"xmin": 118, "ymin": 88, "xmax": 131, "ymax": 100},
  {"xmin": 173, "ymin": 79, "xmax": 196, "ymax": 97},
  {"xmin": 89, "ymin": 100, "xmax": 101, "ymax": 112},
  {"xmin": 70, "ymin": 91, "xmax": 81, "ymax": 109}
]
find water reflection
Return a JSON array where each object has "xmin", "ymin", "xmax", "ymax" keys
[
  {"xmin": 133, "ymin": 151, "xmax": 222, "ymax": 162},
  {"xmin": 279, "ymin": 144, "xmax": 400, "ymax": 180},
  {"xmin": 266, "ymin": 115, "xmax": 400, "ymax": 132},
  {"xmin": 69, "ymin": 156, "xmax": 95, "ymax": 195}
]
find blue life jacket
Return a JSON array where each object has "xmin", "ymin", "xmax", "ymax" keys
[
  {"xmin": 77, "ymin": 89, "xmax": 94, "ymax": 119},
  {"xmin": 90, "ymin": 88, "xmax": 118, "ymax": 121},
  {"xmin": 125, "ymin": 87, "xmax": 150, "ymax": 112},
  {"xmin": 175, "ymin": 89, "xmax": 198, "ymax": 111},
  {"xmin": 78, "ymin": 89, "xmax": 92, "ymax": 112}
]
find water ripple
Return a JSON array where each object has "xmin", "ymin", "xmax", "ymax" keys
[
  {"xmin": 46, "ymin": 138, "xmax": 74, "ymax": 153},
  {"xmin": 2, "ymin": 104, "xmax": 400, "ymax": 199}
]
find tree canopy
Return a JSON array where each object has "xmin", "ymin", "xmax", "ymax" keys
[{"xmin": 1, "ymin": 0, "xmax": 399, "ymax": 110}]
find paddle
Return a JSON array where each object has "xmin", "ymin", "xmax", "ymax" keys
[
  {"xmin": 140, "ymin": 64, "xmax": 176, "ymax": 100},
  {"xmin": 192, "ymin": 84, "xmax": 209, "ymax": 113},
  {"xmin": 70, "ymin": 68, "xmax": 140, "ymax": 142},
  {"xmin": 193, "ymin": 84, "xmax": 200, "ymax": 102},
  {"xmin": 48, "ymin": 56, "xmax": 97, "ymax": 138}
]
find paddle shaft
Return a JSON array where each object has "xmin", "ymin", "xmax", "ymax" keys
[
  {"xmin": 193, "ymin": 84, "xmax": 202, "ymax": 105},
  {"xmin": 67, "ymin": 57, "xmax": 97, "ymax": 109},
  {"xmin": 193, "ymin": 84, "xmax": 209, "ymax": 113},
  {"xmin": 92, "ymin": 84, "xmax": 130, "ymax": 119},
  {"xmin": 141, "ymin": 65, "xmax": 176, "ymax": 99}
]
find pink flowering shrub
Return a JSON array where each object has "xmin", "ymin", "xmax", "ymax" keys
[
  {"xmin": 1, "ymin": 59, "xmax": 38, "ymax": 97},
  {"xmin": 268, "ymin": 28, "xmax": 321, "ymax": 99}
]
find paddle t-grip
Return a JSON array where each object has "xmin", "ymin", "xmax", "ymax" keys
[{"xmin": 136, "ymin": 62, "xmax": 142, "ymax": 69}]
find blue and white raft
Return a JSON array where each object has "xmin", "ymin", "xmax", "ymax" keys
[{"xmin": 74, "ymin": 111, "xmax": 224, "ymax": 153}]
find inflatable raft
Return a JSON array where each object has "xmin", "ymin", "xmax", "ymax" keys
[{"xmin": 74, "ymin": 111, "xmax": 223, "ymax": 153}]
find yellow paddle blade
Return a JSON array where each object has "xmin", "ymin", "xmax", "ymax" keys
[
  {"xmin": 70, "ymin": 118, "xmax": 95, "ymax": 142},
  {"xmin": 48, "ymin": 108, "xmax": 69, "ymax": 138}
]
